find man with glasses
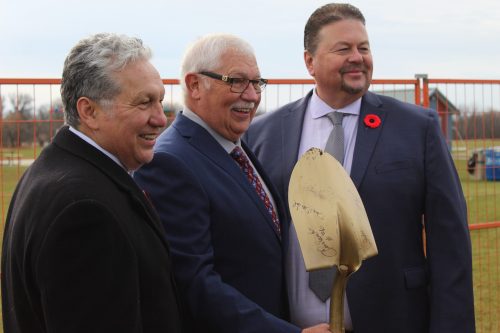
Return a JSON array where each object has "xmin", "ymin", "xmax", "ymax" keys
[{"xmin": 134, "ymin": 34, "xmax": 330, "ymax": 333}]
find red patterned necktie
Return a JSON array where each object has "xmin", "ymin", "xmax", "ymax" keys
[{"xmin": 230, "ymin": 146, "xmax": 281, "ymax": 237}]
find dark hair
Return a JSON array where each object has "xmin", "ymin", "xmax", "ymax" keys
[{"xmin": 304, "ymin": 3, "xmax": 366, "ymax": 54}]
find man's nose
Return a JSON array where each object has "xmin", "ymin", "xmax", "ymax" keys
[
  {"xmin": 150, "ymin": 102, "xmax": 167, "ymax": 127},
  {"xmin": 240, "ymin": 83, "xmax": 260, "ymax": 102},
  {"xmin": 348, "ymin": 48, "xmax": 363, "ymax": 62}
]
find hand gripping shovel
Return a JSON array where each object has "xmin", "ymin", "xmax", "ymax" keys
[{"xmin": 288, "ymin": 148, "xmax": 378, "ymax": 333}]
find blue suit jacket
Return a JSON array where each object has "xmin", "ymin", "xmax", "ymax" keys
[
  {"xmin": 134, "ymin": 113, "xmax": 300, "ymax": 333},
  {"xmin": 244, "ymin": 91, "xmax": 475, "ymax": 333}
]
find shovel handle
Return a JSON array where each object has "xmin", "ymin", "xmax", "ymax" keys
[{"xmin": 329, "ymin": 265, "xmax": 349, "ymax": 333}]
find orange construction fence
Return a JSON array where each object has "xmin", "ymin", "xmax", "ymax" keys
[{"xmin": 0, "ymin": 77, "xmax": 499, "ymax": 332}]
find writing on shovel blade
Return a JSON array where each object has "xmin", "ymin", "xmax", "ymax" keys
[{"xmin": 288, "ymin": 148, "xmax": 378, "ymax": 272}]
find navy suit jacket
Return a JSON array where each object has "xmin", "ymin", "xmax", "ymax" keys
[
  {"xmin": 244, "ymin": 91, "xmax": 475, "ymax": 333},
  {"xmin": 134, "ymin": 113, "xmax": 300, "ymax": 333}
]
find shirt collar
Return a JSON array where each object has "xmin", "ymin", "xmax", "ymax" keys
[
  {"xmin": 68, "ymin": 126, "xmax": 128, "ymax": 172},
  {"xmin": 182, "ymin": 107, "xmax": 240, "ymax": 154},
  {"xmin": 310, "ymin": 88, "xmax": 362, "ymax": 119}
]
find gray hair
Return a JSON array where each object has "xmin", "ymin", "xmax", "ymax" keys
[
  {"xmin": 60, "ymin": 33, "xmax": 152, "ymax": 127},
  {"xmin": 179, "ymin": 33, "xmax": 255, "ymax": 99},
  {"xmin": 304, "ymin": 3, "xmax": 366, "ymax": 54}
]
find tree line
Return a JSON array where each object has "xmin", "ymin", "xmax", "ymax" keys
[
  {"xmin": 1, "ymin": 93, "xmax": 499, "ymax": 149},
  {"xmin": 453, "ymin": 109, "xmax": 500, "ymax": 141},
  {"xmin": 0, "ymin": 93, "xmax": 182, "ymax": 148}
]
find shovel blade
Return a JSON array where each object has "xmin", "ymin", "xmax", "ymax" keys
[{"xmin": 288, "ymin": 148, "xmax": 377, "ymax": 272}]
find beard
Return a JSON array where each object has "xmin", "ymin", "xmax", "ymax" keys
[
  {"xmin": 340, "ymin": 74, "xmax": 371, "ymax": 95},
  {"xmin": 341, "ymin": 80, "xmax": 367, "ymax": 95},
  {"xmin": 339, "ymin": 65, "xmax": 371, "ymax": 95}
]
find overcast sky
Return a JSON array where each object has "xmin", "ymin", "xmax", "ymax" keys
[{"xmin": 1, "ymin": 0, "xmax": 500, "ymax": 80}]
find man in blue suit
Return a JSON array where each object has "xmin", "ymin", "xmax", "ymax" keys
[
  {"xmin": 134, "ymin": 34, "xmax": 330, "ymax": 333},
  {"xmin": 244, "ymin": 4, "xmax": 475, "ymax": 333}
]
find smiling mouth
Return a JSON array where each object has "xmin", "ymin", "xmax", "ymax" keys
[
  {"xmin": 340, "ymin": 66, "xmax": 366, "ymax": 75},
  {"xmin": 343, "ymin": 70, "xmax": 365, "ymax": 76},
  {"xmin": 232, "ymin": 107, "xmax": 253, "ymax": 114},
  {"xmin": 140, "ymin": 134, "xmax": 158, "ymax": 141}
]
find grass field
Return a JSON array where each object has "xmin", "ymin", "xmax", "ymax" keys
[
  {"xmin": 452, "ymin": 140, "xmax": 500, "ymax": 332},
  {"xmin": 472, "ymin": 227, "xmax": 499, "ymax": 333},
  {"xmin": 0, "ymin": 141, "xmax": 498, "ymax": 332}
]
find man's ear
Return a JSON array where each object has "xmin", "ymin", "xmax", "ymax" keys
[
  {"xmin": 185, "ymin": 73, "xmax": 202, "ymax": 100},
  {"xmin": 304, "ymin": 50, "xmax": 315, "ymax": 77},
  {"xmin": 76, "ymin": 97, "xmax": 100, "ymax": 130}
]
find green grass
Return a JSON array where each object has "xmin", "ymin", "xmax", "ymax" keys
[
  {"xmin": 452, "ymin": 138, "xmax": 500, "ymax": 224},
  {"xmin": 0, "ymin": 145, "xmax": 44, "ymax": 233},
  {"xmin": 472, "ymin": 228, "xmax": 499, "ymax": 333},
  {"xmin": 1, "ymin": 145, "xmax": 43, "ymax": 160},
  {"xmin": 0, "ymin": 165, "xmax": 28, "ymax": 238},
  {"xmin": 0, "ymin": 165, "xmax": 29, "ymax": 332},
  {"xmin": 452, "ymin": 139, "xmax": 500, "ymax": 332},
  {"xmin": 0, "ymin": 140, "xmax": 498, "ymax": 332}
]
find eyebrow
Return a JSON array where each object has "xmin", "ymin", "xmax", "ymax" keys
[{"xmin": 331, "ymin": 40, "xmax": 370, "ymax": 49}]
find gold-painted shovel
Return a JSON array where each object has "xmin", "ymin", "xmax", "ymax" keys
[{"xmin": 288, "ymin": 148, "xmax": 378, "ymax": 333}]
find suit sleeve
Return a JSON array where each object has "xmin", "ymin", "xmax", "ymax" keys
[
  {"xmin": 423, "ymin": 111, "xmax": 475, "ymax": 333},
  {"xmin": 134, "ymin": 152, "xmax": 300, "ymax": 333},
  {"xmin": 35, "ymin": 200, "xmax": 142, "ymax": 333}
]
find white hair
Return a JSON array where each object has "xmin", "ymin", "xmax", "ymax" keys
[{"xmin": 179, "ymin": 33, "xmax": 256, "ymax": 99}]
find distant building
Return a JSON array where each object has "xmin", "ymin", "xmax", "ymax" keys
[{"xmin": 375, "ymin": 88, "xmax": 459, "ymax": 148}]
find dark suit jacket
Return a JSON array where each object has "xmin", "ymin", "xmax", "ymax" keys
[
  {"xmin": 1, "ymin": 126, "xmax": 182, "ymax": 333},
  {"xmin": 134, "ymin": 113, "xmax": 300, "ymax": 333},
  {"xmin": 244, "ymin": 91, "xmax": 475, "ymax": 333}
]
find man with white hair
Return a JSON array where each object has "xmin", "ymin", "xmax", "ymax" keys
[{"xmin": 134, "ymin": 34, "xmax": 330, "ymax": 333}]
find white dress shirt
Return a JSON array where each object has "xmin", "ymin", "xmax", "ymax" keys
[
  {"xmin": 69, "ymin": 126, "xmax": 129, "ymax": 172},
  {"xmin": 287, "ymin": 89, "xmax": 361, "ymax": 329}
]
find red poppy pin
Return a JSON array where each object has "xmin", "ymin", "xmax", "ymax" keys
[{"xmin": 364, "ymin": 114, "xmax": 381, "ymax": 128}]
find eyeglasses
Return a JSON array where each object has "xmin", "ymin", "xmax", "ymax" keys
[{"xmin": 199, "ymin": 71, "xmax": 268, "ymax": 93}]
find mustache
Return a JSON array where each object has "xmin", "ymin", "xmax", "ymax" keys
[{"xmin": 231, "ymin": 102, "xmax": 256, "ymax": 109}]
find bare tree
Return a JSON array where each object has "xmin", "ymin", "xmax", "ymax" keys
[
  {"xmin": 454, "ymin": 109, "xmax": 500, "ymax": 140},
  {"xmin": 35, "ymin": 101, "xmax": 65, "ymax": 147},
  {"xmin": 2, "ymin": 93, "xmax": 34, "ymax": 147}
]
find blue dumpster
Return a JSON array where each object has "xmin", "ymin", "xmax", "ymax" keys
[{"xmin": 484, "ymin": 147, "xmax": 500, "ymax": 181}]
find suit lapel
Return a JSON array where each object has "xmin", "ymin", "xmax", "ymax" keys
[
  {"xmin": 243, "ymin": 142, "xmax": 284, "ymax": 242},
  {"xmin": 54, "ymin": 126, "xmax": 170, "ymax": 250},
  {"xmin": 173, "ymin": 114, "xmax": 243, "ymax": 182},
  {"xmin": 281, "ymin": 91, "xmax": 312, "ymax": 204},
  {"xmin": 280, "ymin": 90, "xmax": 385, "ymax": 192},
  {"xmin": 174, "ymin": 114, "xmax": 283, "ymax": 242},
  {"xmin": 350, "ymin": 92, "xmax": 386, "ymax": 188}
]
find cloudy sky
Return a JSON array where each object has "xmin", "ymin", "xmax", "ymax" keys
[{"xmin": 1, "ymin": 0, "xmax": 500, "ymax": 80}]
